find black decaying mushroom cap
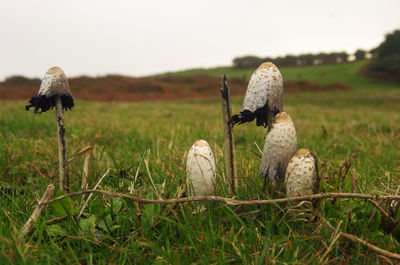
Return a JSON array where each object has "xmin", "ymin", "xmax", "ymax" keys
[
  {"xmin": 231, "ymin": 101, "xmax": 280, "ymax": 128},
  {"xmin": 25, "ymin": 95, "xmax": 74, "ymax": 113},
  {"xmin": 25, "ymin": 66, "xmax": 74, "ymax": 113}
]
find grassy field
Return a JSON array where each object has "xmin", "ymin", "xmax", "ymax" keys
[
  {"xmin": 157, "ymin": 60, "xmax": 398, "ymax": 90},
  {"xmin": 0, "ymin": 64, "xmax": 400, "ymax": 263}
]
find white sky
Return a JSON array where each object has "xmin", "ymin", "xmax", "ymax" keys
[{"xmin": 0, "ymin": 0, "xmax": 399, "ymax": 80}]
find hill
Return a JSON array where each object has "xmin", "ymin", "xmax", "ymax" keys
[
  {"xmin": 0, "ymin": 61, "xmax": 397, "ymax": 102},
  {"xmin": 156, "ymin": 60, "xmax": 398, "ymax": 90}
]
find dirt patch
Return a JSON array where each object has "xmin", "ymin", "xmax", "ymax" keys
[{"xmin": 0, "ymin": 75, "xmax": 352, "ymax": 102}]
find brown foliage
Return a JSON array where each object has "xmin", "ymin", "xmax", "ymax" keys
[{"xmin": 0, "ymin": 75, "xmax": 351, "ymax": 102}]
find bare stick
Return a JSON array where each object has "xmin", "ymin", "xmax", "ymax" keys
[
  {"xmin": 55, "ymin": 96, "xmax": 69, "ymax": 192},
  {"xmin": 77, "ymin": 168, "xmax": 110, "ymax": 219},
  {"xmin": 69, "ymin": 145, "xmax": 93, "ymax": 164},
  {"xmin": 324, "ymin": 218, "xmax": 400, "ymax": 260},
  {"xmin": 80, "ymin": 149, "xmax": 92, "ymax": 206},
  {"xmin": 19, "ymin": 184, "xmax": 55, "ymax": 239},
  {"xmin": 367, "ymin": 199, "xmax": 397, "ymax": 224},
  {"xmin": 49, "ymin": 145, "xmax": 94, "ymax": 180},
  {"xmin": 41, "ymin": 191, "xmax": 400, "ymax": 208},
  {"xmin": 220, "ymin": 74, "xmax": 237, "ymax": 194},
  {"xmin": 81, "ymin": 151, "xmax": 92, "ymax": 189}
]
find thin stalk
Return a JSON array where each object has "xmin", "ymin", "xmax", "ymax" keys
[
  {"xmin": 220, "ymin": 75, "xmax": 237, "ymax": 194},
  {"xmin": 55, "ymin": 96, "xmax": 69, "ymax": 192}
]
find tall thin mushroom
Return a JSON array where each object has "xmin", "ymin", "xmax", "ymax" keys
[{"xmin": 26, "ymin": 66, "xmax": 74, "ymax": 192}]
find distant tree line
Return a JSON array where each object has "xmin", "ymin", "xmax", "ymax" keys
[
  {"xmin": 233, "ymin": 28, "xmax": 400, "ymax": 78},
  {"xmin": 233, "ymin": 51, "xmax": 356, "ymax": 69}
]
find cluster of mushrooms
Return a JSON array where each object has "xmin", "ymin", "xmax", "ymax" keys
[
  {"xmin": 26, "ymin": 64, "xmax": 319, "ymax": 205},
  {"xmin": 186, "ymin": 62, "xmax": 320, "ymax": 202}
]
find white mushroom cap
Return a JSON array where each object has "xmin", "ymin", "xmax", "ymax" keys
[
  {"xmin": 231, "ymin": 62, "xmax": 283, "ymax": 127},
  {"xmin": 38, "ymin": 66, "xmax": 71, "ymax": 97},
  {"xmin": 259, "ymin": 112, "xmax": 297, "ymax": 186},
  {"xmin": 25, "ymin": 66, "xmax": 74, "ymax": 113},
  {"xmin": 241, "ymin": 62, "xmax": 283, "ymax": 113},
  {"xmin": 186, "ymin": 139, "xmax": 216, "ymax": 197},
  {"xmin": 285, "ymin": 148, "xmax": 319, "ymax": 198}
]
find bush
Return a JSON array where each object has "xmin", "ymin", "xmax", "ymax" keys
[{"xmin": 369, "ymin": 53, "xmax": 400, "ymax": 75}]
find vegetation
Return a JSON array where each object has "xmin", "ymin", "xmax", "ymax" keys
[
  {"xmin": 0, "ymin": 78, "xmax": 399, "ymax": 262},
  {"xmin": 233, "ymin": 52, "xmax": 349, "ymax": 69},
  {"xmin": 368, "ymin": 29, "xmax": 400, "ymax": 76},
  {"xmin": 158, "ymin": 61, "xmax": 398, "ymax": 90}
]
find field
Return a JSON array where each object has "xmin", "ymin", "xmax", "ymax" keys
[
  {"xmin": 157, "ymin": 60, "xmax": 398, "ymax": 90},
  {"xmin": 0, "ymin": 62, "xmax": 400, "ymax": 263}
]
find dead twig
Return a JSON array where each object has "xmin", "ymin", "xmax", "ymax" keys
[
  {"xmin": 367, "ymin": 199, "xmax": 397, "ymax": 224},
  {"xmin": 41, "ymin": 191, "xmax": 400, "ymax": 208},
  {"xmin": 19, "ymin": 184, "xmax": 55, "ymax": 239},
  {"xmin": 323, "ymin": 218, "xmax": 400, "ymax": 260},
  {"xmin": 220, "ymin": 74, "xmax": 237, "ymax": 194},
  {"xmin": 81, "ymin": 149, "xmax": 92, "ymax": 189},
  {"xmin": 50, "ymin": 145, "xmax": 94, "ymax": 180},
  {"xmin": 45, "ymin": 215, "xmax": 69, "ymax": 226}
]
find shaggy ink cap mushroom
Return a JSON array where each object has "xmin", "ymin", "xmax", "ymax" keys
[
  {"xmin": 285, "ymin": 148, "xmax": 320, "ymax": 198},
  {"xmin": 25, "ymin": 66, "xmax": 74, "ymax": 113},
  {"xmin": 231, "ymin": 62, "xmax": 283, "ymax": 127},
  {"xmin": 186, "ymin": 139, "xmax": 216, "ymax": 197},
  {"xmin": 259, "ymin": 112, "xmax": 297, "ymax": 186}
]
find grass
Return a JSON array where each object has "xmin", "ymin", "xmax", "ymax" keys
[
  {"xmin": 0, "ymin": 83, "xmax": 400, "ymax": 263},
  {"xmin": 156, "ymin": 60, "xmax": 399, "ymax": 90}
]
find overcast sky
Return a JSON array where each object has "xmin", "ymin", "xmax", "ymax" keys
[{"xmin": 0, "ymin": 0, "xmax": 399, "ymax": 81}]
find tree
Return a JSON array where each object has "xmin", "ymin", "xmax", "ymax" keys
[
  {"xmin": 377, "ymin": 29, "xmax": 400, "ymax": 58},
  {"xmin": 354, "ymin": 49, "xmax": 366, "ymax": 61},
  {"xmin": 368, "ymin": 29, "xmax": 400, "ymax": 76},
  {"xmin": 233, "ymin": 56, "xmax": 263, "ymax": 69}
]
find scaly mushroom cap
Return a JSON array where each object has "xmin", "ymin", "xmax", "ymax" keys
[
  {"xmin": 285, "ymin": 148, "xmax": 319, "ymax": 197},
  {"xmin": 259, "ymin": 112, "xmax": 297, "ymax": 186},
  {"xmin": 231, "ymin": 62, "xmax": 283, "ymax": 127},
  {"xmin": 25, "ymin": 66, "xmax": 74, "ymax": 113},
  {"xmin": 186, "ymin": 139, "xmax": 216, "ymax": 197}
]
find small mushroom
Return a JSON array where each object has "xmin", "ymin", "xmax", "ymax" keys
[
  {"xmin": 186, "ymin": 139, "xmax": 216, "ymax": 207},
  {"xmin": 25, "ymin": 67, "xmax": 74, "ymax": 113},
  {"xmin": 285, "ymin": 148, "xmax": 319, "ymax": 198},
  {"xmin": 259, "ymin": 112, "xmax": 297, "ymax": 187},
  {"xmin": 231, "ymin": 62, "xmax": 283, "ymax": 128},
  {"xmin": 25, "ymin": 66, "xmax": 74, "ymax": 192}
]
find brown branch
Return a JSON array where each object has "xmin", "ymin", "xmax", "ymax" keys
[
  {"xmin": 45, "ymin": 215, "xmax": 69, "ymax": 225},
  {"xmin": 220, "ymin": 74, "xmax": 237, "ymax": 194},
  {"xmin": 324, "ymin": 219, "xmax": 400, "ymax": 260},
  {"xmin": 367, "ymin": 199, "xmax": 397, "ymax": 224},
  {"xmin": 39, "ymin": 191, "xmax": 400, "ymax": 208},
  {"xmin": 19, "ymin": 184, "xmax": 55, "ymax": 239}
]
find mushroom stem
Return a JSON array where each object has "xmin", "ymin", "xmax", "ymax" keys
[{"xmin": 55, "ymin": 96, "xmax": 69, "ymax": 192}]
